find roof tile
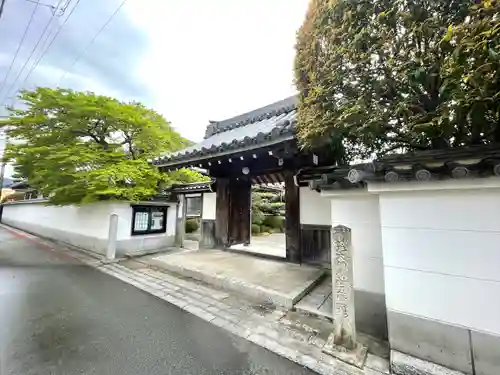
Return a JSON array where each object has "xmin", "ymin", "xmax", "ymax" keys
[{"xmin": 155, "ymin": 96, "xmax": 297, "ymax": 167}]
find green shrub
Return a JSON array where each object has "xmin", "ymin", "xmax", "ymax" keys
[
  {"xmin": 257, "ymin": 202, "xmax": 285, "ymax": 215},
  {"xmin": 269, "ymin": 194, "xmax": 282, "ymax": 203},
  {"xmin": 263, "ymin": 215, "xmax": 285, "ymax": 232},
  {"xmin": 251, "ymin": 224, "xmax": 261, "ymax": 235},
  {"xmin": 263, "ymin": 215, "xmax": 281, "ymax": 229},
  {"xmin": 185, "ymin": 219, "xmax": 199, "ymax": 233},
  {"xmin": 252, "ymin": 210, "xmax": 265, "ymax": 225},
  {"xmin": 253, "ymin": 191, "xmax": 275, "ymax": 200}
]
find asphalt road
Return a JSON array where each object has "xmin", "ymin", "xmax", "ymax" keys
[{"xmin": 0, "ymin": 227, "xmax": 314, "ymax": 375}]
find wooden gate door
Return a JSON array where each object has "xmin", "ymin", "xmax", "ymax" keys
[{"xmin": 228, "ymin": 178, "xmax": 251, "ymax": 246}]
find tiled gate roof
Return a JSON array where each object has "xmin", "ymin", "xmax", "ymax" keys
[{"xmin": 154, "ymin": 96, "xmax": 297, "ymax": 167}]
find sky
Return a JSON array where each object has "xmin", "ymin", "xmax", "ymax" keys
[{"xmin": 0, "ymin": 0, "xmax": 309, "ymax": 145}]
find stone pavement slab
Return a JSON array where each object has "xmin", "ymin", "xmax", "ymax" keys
[{"xmin": 149, "ymin": 249, "xmax": 325, "ymax": 308}]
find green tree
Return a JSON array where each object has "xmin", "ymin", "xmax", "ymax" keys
[
  {"xmin": 0, "ymin": 88, "xmax": 204, "ymax": 205},
  {"xmin": 295, "ymin": 0, "xmax": 500, "ymax": 161}
]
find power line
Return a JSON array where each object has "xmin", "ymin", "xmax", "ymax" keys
[
  {"xmin": 24, "ymin": 0, "xmax": 63, "ymax": 13},
  {"xmin": 0, "ymin": 4, "xmax": 58, "ymax": 106},
  {"xmin": 11, "ymin": 0, "xmax": 81, "ymax": 98},
  {"xmin": 0, "ymin": 0, "xmax": 7, "ymax": 22},
  {"xmin": 7, "ymin": 0, "xmax": 69, "ymax": 94},
  {"xmin": 58, "ymin": 0, "xmax": 129, "ymax": 85},
  {"xmin": 0, "ymin": 0, "xmax": 40, "ymax": 98}
]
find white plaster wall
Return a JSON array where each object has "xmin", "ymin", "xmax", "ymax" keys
[
  {"xmin": 202, "ymin": 192, "xmax": 216, "ymax": 220},
  {"xmin": 3, "ymin": 201, "xmax": 114, "ymax": 238},
  {"xmin": 2, "ymin": 201, "xmax": 177, "ymax": 256},
  {"xmin": 300, "ymin": 187, "xmax": 331, "ymax": 225},
  {"xmin": 321, "ymin": 190, "xmax": 385, "ymax": 295},
  {"xmin": 371, "ymin": 180, "xmax": 500, "ymax": 336}
]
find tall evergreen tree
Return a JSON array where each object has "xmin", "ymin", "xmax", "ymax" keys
[{"xmin": 295, "ymin": 0, "xmax": 500, "ymax": 161}]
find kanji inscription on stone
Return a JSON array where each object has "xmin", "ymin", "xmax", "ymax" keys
[{"xmin": 331, "ymin": 225, "xmax": 356, "ymax": 349}]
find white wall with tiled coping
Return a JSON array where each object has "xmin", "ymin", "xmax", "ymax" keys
[
  {"xmin": 366, "ymin": 177, "xmax": 500, "ymax": 375},
  {"xmin": 368, "ymin": 179, "xmax": 500, "ymax": 337},
  {"xmin": 2, "ymin": 200, "xmax": 177, "ymax": 256},
  {"xmin": 319, "ymin": 178, "xmax": 500, "ymax": 374}
]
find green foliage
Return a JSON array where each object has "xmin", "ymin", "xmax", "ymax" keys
[
  {"xmin": 185, "ymin": 218, "xmax": 200, "ymax": 234},
  {"xmin": 269, "ymin": 194, "xmax": 282, "ymax": 203},
  {"xmin": 252, "ymin": 209, "xmax": 265, "ymax": 225},
  {"xmin": 256, "ymin": 202, "xmax": 285, "ymax": 215},
  {"xmin": 251, "ymin": 224, "xmax": 261, "ymax": 235},
  {"xmin": 0, "ymin": 88, "xmax": 204, "ymax": 205},
  {"xmin": 251, "ymin": 187, "xmax": 284, "ymax": 230},
  {"xmin": 295, "ymin": 0, "xmax": 500, "ymax": 161},
  {"xmin": 263, "ymin": 215, "xmax": 285, "ymax": 232},
  {"xmin": 253, "ymin": 191, "xmax": 276, "ymax": 200}
]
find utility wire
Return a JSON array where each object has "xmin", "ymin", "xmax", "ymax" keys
[
  {"xmin": 0, "ymin": 4, "xmax": 58, "ymax": 106},
  {"xmin": 0, "ymin": 0, "xmax": 67, "ymax": 106},
  {"xmin": 7, "ymin": 0, "xmax": 69, "ymax": 96},
  {"xmin": 0, "ymin": 0, "xmax": 7, "ymax": 22},
  {"xmin": 12, "ymin": 0, "xmax": 81, "ymax": 98},
  {"xmin": 24, "ymin": 0, "xmax": 62, "ymax": 12},
  {"xmin": 58, "ymin": 0, "xmax": 129, "ymax": 85},
  {"xmin": 0, "ymin": 0, "xmax": 40, "ymax": 98}
]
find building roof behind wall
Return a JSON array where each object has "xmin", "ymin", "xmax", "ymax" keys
[{"xmin": 154, "ymin": 96, "xmax": 297, "ymax": 168}]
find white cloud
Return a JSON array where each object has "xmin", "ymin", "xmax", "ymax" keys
[
  {"xmin": 0, "ymin": 0, "xmax": 310, "ymax": 177},
  {"xmin": 124, "ymin": 0, "xmax": 309, "ymax": 141}
]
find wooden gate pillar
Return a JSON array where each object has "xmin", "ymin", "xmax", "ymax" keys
[
  {"xmin": 215, "ymin": 178, "xmax": 230, "ymax": 248},
  {"xmin": 284, "ymin": 170, "xmax": 301, "ymax": 263}
]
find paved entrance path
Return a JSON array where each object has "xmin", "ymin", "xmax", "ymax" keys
[
  {"xmin": 150, "ymin": 248, "xmax": 324, "ymax": 307},
  {"xmin": 0, "ymin": 227, "xmax": 315, "ymax": 375},
  {"xmin": 231, "ymin": 233, "xmax": 286, "ymax": 258}
]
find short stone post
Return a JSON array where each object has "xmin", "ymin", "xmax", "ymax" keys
[
  {"xmin": 323, "ymin": 225, "xmax": 367, "ymax": 368},
  {"xmin": 332, "ymin": 225, "xmax": 356, "ymax": 347},
  {"xmin": 106, "ymin": 214, "xmax": 118, "ymax": 261}
]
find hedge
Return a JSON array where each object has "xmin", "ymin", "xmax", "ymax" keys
[
  {"xmin": 252, "ymin": 210, "xmax": 265, "ymax": 225},
  {"xmin": 262, "ymin": 215, "xmax": 285, "ymax": 232},
  {"xmin": 185, "ymin": 219, "xmax": 199, "ymax": 233},
  {"xmin": 251, "ymin": 224, "xmax": 261, "ymax": 235}
]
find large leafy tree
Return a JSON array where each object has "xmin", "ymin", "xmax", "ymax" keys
[
  {"xmin": 0, "ymin": 88, "xmax": 203, "ymax": 205},
  {"xmin": 295, "ymin": 0, "xmax": 500, "ymax": 161}
]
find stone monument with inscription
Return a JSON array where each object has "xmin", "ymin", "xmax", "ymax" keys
[{"xmin": 323, "ymin": 225, "xmax": 368, "ymax": 368}]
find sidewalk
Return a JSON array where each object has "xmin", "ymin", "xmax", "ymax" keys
[{"xmin": 2, "ymin": 224, "xmax": 389, "ymax": 375}]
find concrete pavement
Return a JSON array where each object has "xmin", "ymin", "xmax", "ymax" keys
[{"xmin": 0, "ymin": 227, "xmax": 317, "ymax": 375}]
